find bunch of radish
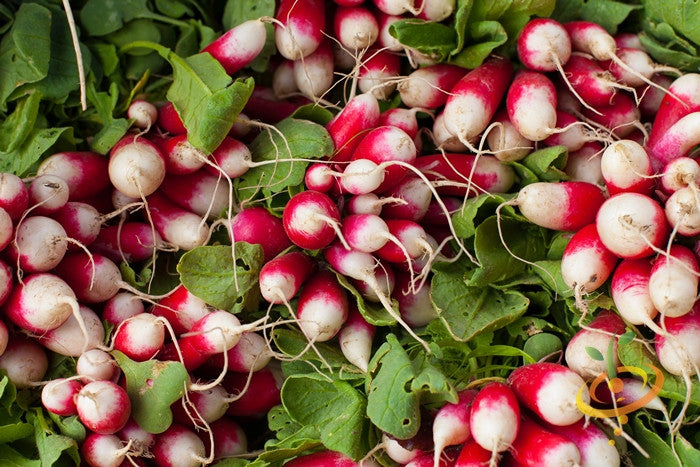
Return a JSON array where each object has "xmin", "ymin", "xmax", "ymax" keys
[{"xmin": 0, "ymin": 0, "xmax": 698, "ymax": 465}]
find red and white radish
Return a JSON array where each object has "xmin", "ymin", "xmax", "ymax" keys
[
  {"xmin": 561, "ymin": 223, "xmax": 618, "ymax": 293},
  {"xmin": 469, "ymin": 382, "xmax": 520, "ymax": 462},
  {"xmin": 75, "ymin": 380, "xmax": 131, "ymax": 434},
  {"xmin": 296, "ymin": 270, "xmax": 349, "ymax": 342},
  {"xmin": 282, "ymin": 190, "xmax": 342, "ymax": 250},
  {"xmin": 258, "ymin": 251, "xmax": 317, "ymax": 304},
  {"xmin": 108, "ymin": 136, "xmax": 166, "ymax": 199},
  {"xmin": 202, "ymin": 18, "xmax": 267, "ymax": 75}
]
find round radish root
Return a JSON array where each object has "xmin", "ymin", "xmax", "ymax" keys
[
  {"xmin": 76, "ymin": 349, "xmax": 119, "ymax": 383},
  {"xmin": 517, "ymin": 18, "xmax": 571, "ymax": 72},
  {"xmin": 433, "ymin": 389, "xmax": 478, "ymax": 467},
  {"xmin": 75, "ymin": 380, "xmax": 131, "ymax": 434},
  {"xmin": 108, "ymin": 137, "xmax": 166, "ymax": 199},
  {"xmin": 113, "ymin": 313, "xmax": 166, "ymax": 362},
  {"xmin": 81, "ymin": 432, "xmax": 128, "ymax": 467},
  {"xmin": 648, "ymin": 245, "xmax": 699, "ymax": 318},
  {"xmin": 665, "ymin": 186, "xmax": 700, "ymax": 236},
  {"xmin": 9, "ymin": 215, "xmax": 68, "ymax": 273},
  {"xmin": 153, "ymin": 423, "xmax": 207, "ymax": 467},
  {"xmin": 0, "ymin": 337, "xmax": 48, "ymax": 388},
  {"xmin": 28, "ymin": 174, "xmax": 70, "ymax": 214},
  {"xmin": 42, "ymin": 378, "xmax": 83, "ymax": 416},
  {"xmin": 564, "ymin": 310, "xmax": 626, "ymax": 380},
  {"xmin": 296, "ymin": 270, "xmax": 349, "ymax": 342},
  {"xmin": 38, "ymin": 304, "xmax": 105, "ymax": 357},
  {"xmin": 127, "ymin": 99, "xmax": 158, "ymax": 129},
  {"xmin": 282, "ymin": 190, "xmax": 342, "ymax": 250},
  {"xmin": 655, "ymin": 304, "xmax": 700, "ymax": 376}
]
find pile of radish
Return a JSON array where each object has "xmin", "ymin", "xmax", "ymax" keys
[{"xmin": 0, "ymin": 0, "xmax": 698, "ymax": 466}]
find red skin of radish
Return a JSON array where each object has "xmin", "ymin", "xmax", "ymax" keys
[
  {"xmin": 455, "ymin": 438, "xmax": 493, "ymax": 467},
  {"xmin": 28, "ymin": 174, "xmax": 69, "ymax": 215},
  {"xmin": 442, "ymin": 56, "xmax": 514, "ymax": 143},
  {"xmin": 199, "ymin": 417, "xmax": 248, "ymax": 460},
  {"xmin": 0, "ymin": 260, "xmax": 11, "ymax": 308},
  {"xmin": 655, "ymin": 302, "xmax": 700, "ymax": 376},
  {"xmin": 201, "ymin": 19, "xmax": 267, "ymax": 75},
  {"xmin": 242, "ymin": 86, "xmax": 309, "ymax": 123},
  {"xmin": 91, "ymin": 222, "xmax": 164, "ymax": 264},
  {"xmin": 565, "ymin": 310, "xmax": 626, "ymax": 380},
  {"xmin": 647, "ymin": 112, "xmax": 700, "ymax": 169},
  {"xmin": 229, "ymin": 206, "xmax": 292, "ymax": 261},
  {"xmin": 560, "ymin": 223, "xmax": 618, "ymax": 293},
  {"xmin": 381, "ymin": 176, "xmax": 432, "ymax": 222},
  {"xmin": 507, "ymin": 362, "xmax": 589, "ymax": 426},
  {"xmin": 258, "ymin": 251, "xmax": 317, "ymax": 304},
  {"xmin": 375, "ymin": 219, "xmax": 428, "ymax": 263},
  {"xmin": 304, "ymin": 163, "xmax": 335, "ymax": 192},
  {"xmin": 146, "ymin": 190, "xmax": 208, "ymax": 251},
  {"xmin": 393, "ymin": 271, "xmax": 438, "ymax": 328},
  {"xmin": 285, "ymin": 451, "xmax": 358, "ymax": 467},
  {"xmin": 52, "ymin": 252, "xmax": 121, "ymax": 303},
  {"xmin": 274, "ymin": 0, "xmax": 325, "ymax": 60},
  {"xmin": 114, "ymin": 313, "xmax": 165, "ymax": 362},
  {"xmin": 647, "ymin": 73, "xmax": 700, "ymax": 150},
  {"xmin": 0, "ymin": 336, "xmax": 48, "ymax": 388},
  {"xmin": 41, "ymin": 378, "xmax": 83, "ymax": 416},
  {"xmin": 432, "ymin": 389, "xmax": 478, "ymax": 465},
  {"xmin": 0, "ymin": 319, "xmax": 8, "ymax": 355},
  {"xmin": 615, "ymin": 32, "xmax": 643, "ymax": 50},
  {"xmin": 157, "ymin": 134, "xmax": 206, "ymax": 175},
  {"xmin": 543, "ymin": 110, "xmax": 594, "ymax": 152},
  {"xmin": 0, "ymin": 172, "xmax": 29, "ymax": 221},
  {"xmin": 639, "ymin": 74, "xmax": 673, "ymax": 119},
  {"xmin": 282, "ymin": 190, "xmax": 341, "ymax": 250},
  {"xmin": 150, "ymin": 284, "xmax": 209, "ymax": 335},
  {"xmin": 414, "ymin": 153, "xmax": 516, "ymax": 197},
  {"xmin": 469, "ymin": 382, "xmax": 520, "ymax": 454},
  {"xmin": 516, "ymin": 18, "xmax": 571, "ymax": 72},
  {"xmin": 169, "ymin": 310, "xmax": 242, "ymax": 371},
  {"xmin": 49, "ymin": 201, "xmax": 101, "ymax": 249},
  {"xmin": 562, "ymin": 54, "xmax": 620, "ymax": 107},
  {"xmin": 157, "ymin": 101, "xmax": 187, "ymax": 135},
  {"xmin": 600, "ymin": 139, "xmax": 654, "ymax": 195},
  {"xmin": 358, "ymin": 48, "xmax": 401, "ymax": 100},
  {"xmin": 516, "ymin": 181, "xmax": 606, "ymax": 232},
  {"xmin": 610, "ymin": 258, "xmax": 657, "ymax": 325},
  {"xmin": 7, "ymin": 215, "xmax": 68, "ymax": 273},
  {"xmin": 583, "ymin": 92, "xmax": 641, "ymax": 138},
  {"xmin": 334, "ymin": 5, "xmax": 379, "ymax": 51},
  {"xmin": 378, "ymin": 108, "xmax": 420, "ymax": 141},
  {"xmin": 76, "ymin": 380, "xmax": 131, "ymax": 434},
  {"xmin": 223, "ymin": 366, "xmax": 283, "ymax": 418},
  {"xmin": 203, "ymin": 331, "xmax": 272, "ymax": 373},
  {"xmin": 398, "ymin": 64, "xmax": 467, "ymax": 109},
  {"xmin": 158, "ymin": 169, "xmax": 229, "ymax": 219},
  {"xmin": 296, "ymin": 269, "xmax": 349, "ymax": 342},
  {"xmin": 509, "ymin": 415, "xmax": 582, "ymax": 466},
  {"xmin": 327, "ymin": 93, "xmax": 381, "ymax": 162},
  {"xmin": 506, "ymin": 70, "xmax": 558, "ymax": 141},
  {"xmin": 153, "ymin": 423, "xmax": 206, "ymax": 467},
  {"xmin": 81, "ymin": 432, "xmax": 126, "ymax": 467},
  {"xmin": 102, "ymin": 292, "xmax": 145, "ymax": 327},
  {"xmin": 36, "ymin": 151, "xmax": 110, "ymax": 201},
  {"xmin": 422, "ymin": 196, "xmax": 462, "ymax": 226},
  {"xmin": 206, "ymin": 136, "xmax": 252, "ymax": 179},
  {"xmin": 542, "ymin": 418, "xmax": 620, "ymax": 467}
]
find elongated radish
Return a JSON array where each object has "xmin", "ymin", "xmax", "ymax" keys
[
  {"xmin": 381, "ymin": 176, "xmax": 432, "ymax": 221},
  {"xmin": 647, "ymin": 73, "xmax": 700, "ymax": 150},
  {"xmin": 4, "ymin": 273, "xmax": 79, "ymax": 333},
  {"xmin": 147, "ymin": 190, "xmax": 209, "ymax": 250},
  {"xmin": 200, "ymin": 417, "xmax": 248, "ymax": 461},
  {"xmin": 274, "ymin": 0, "xmax": 325, "ymax": 60},
  {"xmin": 36, "ymin": 151, "xmax": 110, "ymax": 201},
  {"xmin": 0, "ymin": 337, "xmax": 48, "ymax": 388},
  {"xmin": 202, "ymin": 18, "xmax": 267, "ymax": 75},
  {"xmin": 90, "ymin": 222, "xmax": 164, "ymax": 264},
  {"xmin": 639, "ymin": 74, "xmax": 674, "ymax": 118},
  {"xmin": 431, "ymin": 112, "xmax": 468, "ymax": 152},
  {"xmin": 53, "ymin": 252, "xmax": 121, "ymax": 304},
  {"xmin": 327, "ymin": 93, "xmax": 380, "ymax": 163},
  {"xmin": 509, "ymin": 415, "xmax": 581, "ymax": 467},
  {"xmin": 38, "ymin": 304, "xmax": 105, "ymax": 357},
  {"xmin": 543, "ymin": 419, "xmax": 620, "ymax": 467},
  {"xmin": 374, "ymin": 219, "xmax": 432, "ymax": 265},
  {"xmin": 655, "ymin": 304, "xmax": 700, "ymax": 376},
  {"xmin": 514, "ymin": 181, "xmax": 606, "ymax": 232},
  {"xmin": 42, "ymin": 378, "xmax": 83, "ymax": 416},
  {"xmin": 600, "ymin": 139, "xmax": 654, "ymax": 195},
  {"xmin": 28, "ymin": 174, "xmax": 70, "ymax": 214},
  {"xmin": 157, "ymin": 101, "xmax": 187, "ymax": 135},
  {"xmin": 334, "ymin": 5, "xmax": 379, "ymax": 50},
  {"xmin": 296, "ymin": 269, "xmax": 349, "ymax": 342},
  {"xmin": 282, "ymin": 190, "xmax": 342, "ymax": 250},
  {"xmin": 595, "ymin": 192, "xmax": 669, "ymax": 259},
  {"xmin": 647, "ymin": 112, "xmax": 700, "ymax": 169},
  {"xmin": 113, "ymin": 313, "xmax": 165, "ymax": 362},
  {"xmin": 564, "ymin": 310, "xmax": 626, "ymax": 380},
  {"xmin": 76, "ymin": 380, "xmax": 131, "ymax": 434},
  {"xmin": 414, "ymin": 153, "xmax": 516, "ymax": 197},
  {"xmin": 433, "ymin": 389, "xmax": 478, "ymax": 467},
  {"xmin": 582, "ymin": 91, "xmax": 643, "ymax": 138},
  {"xmin": 469, "ymin": 382, "xmax": 520, "ymax": 462},
  {"xmin": 228, "ymin": 206, "xmax": 291, "ymax": 261},
  {"xmin": 258, "ymin": 251, "xmax": 317, "ymax": 304},
  {"xmin": 561, "ymin": 223, "xmax": 618, "ymax": 293},
  {"xmin": 339, "ymin": 159, "xmax": 385, "ymax": 195},
  {"xmin": 648, "ymin": 244, "xmax": 699, "ymax": 318},
  {"xmin": 563, "ymin": 54, "xmax": 627, "ymax": 107},
  {"xmin": 50, "ymin": 201, "xmax": 101, "ymax": 249},
  {"xmin": 293, "ymin": 38, "xmax": 334, "ymax": 98},
  {"xmin": 611, "ymin": 258, "xmax": 657, "ymax": 326},
  {"xmin": 150, "ymin": 284, "xmax": 210, "ymax": 335},
  {"xmin": 359, "ymin": 48, "xmax": 402, "ymax": 100},
  {"xmin": 392, "ymin": 271, "xmax": 437, "ymax": 327},
  {"xmin": 206, "ymin": 136, "xmax": 253, "ymax": 178},
  {"xmin": 442, "ymin": 56, "xmax": 514, "ymax": 146},
  {"xmin": 157, "ymin": 134, "xmax": 207, "ymax": 175},
  {"xmin": 606, "ymin": 47, "xmax": 680, "ymax": 88},
  {"xmin": 351, "ymin": 125, "xmax": 417, "ymax": 193},
  {"xmin": 153, "ymin": 424, "xmax": 207, "ymax": 467},
  {"xmin": 175, "ymin": 310, "xmax": 244, "ymax": 370},
  {"xmin": 506, "ymin": 70, "xmax": 559, "ymax": 141},
  {"xmin": 108, "ymin": 136, "xmax": 166, "ymax": 199},
  {"xmin": 223, "ymin": 365, "xmax": 283, "ymax": 418},
  {"xmin": 352, "ymin": 261, "xmax": 395, "ymax": 303},
  {"xmin": 272, "ymin": 59, "xmax": 297, "ymax": 97},
  {"xmin": 204, "ymin": 331, "xmax": 272, "ymax": 373},
  {"xmin": 285, "ymin": 451, "xmax": 359, "ymax": 467},
  {"xmin": 342, "ymin": 214, "xmax": 398, "ymax": 253},
  {"xmin": 398, "ymin": 63, "xmax": 466, "ymax": 109},
  {"xmin": 159, "ymin": 169, "xmax": 229, "ymax": 219},
  {"xmin": 338, "ymin": 307, "xmax": 375, "ymax": 372}
]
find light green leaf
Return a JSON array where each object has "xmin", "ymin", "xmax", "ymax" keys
[
  {"xmin": 551, "ymin": 0, "xmax": 641, "ymax": 34},
  {"xmin": 451, "ymin": 20, "xmax": 508, "ymax": 69},
  {"xmin": 389, "ymin": 19, "xmax": 457, "ymax": 61},
  {"xmin": 0, "ymin": 422, "xmax": 32, "ymax": 444},
  {"xmin": 628, "ymin": 413, "xmax": 678, "ymax": 466},
  {"xmin": 112, "ymin": 351, "xmax": 189, "ymax": 434},
  {"xmin": 31, "ymin": 409, "xmax": 80, "ymax": 467},
  {"xmin": 177, "ymin": 243, "xmax": 265, "ymax": 312},
  {"xmin": 641, "ymin": 0, "xmax": 700, "ymax": 44}
]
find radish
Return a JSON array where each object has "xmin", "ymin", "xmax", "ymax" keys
[
  {"xmin": 8, "ymin": 215, "xmax": 68, "ymax": 273},
  {"xmin": 660, "ymin": 157, "xmax": 700, "ymax": 194},
  {"xmin": 4, "ymin": 273, "xmax": 80, "ymax": 334},
  {"xmin": 75, "ymin": 380, "xmax": 131, "ymax": 434},
  {"xmin": 38, "ymin": 304, "xmax": 105, "ymax": 357},
  {"xmin": 284, "ymin": 451, "xmax": 359, "ymax": 467},
  {"xmin": 415, "ymin": 0, "xmax": 456, "ymax": 21},
  {"xmin": 513, "ymin": 181, "xmax": 606, "ymax": 232},
  {"xmin": 506, "ymin": 70, "xmax": 559, "ymax": 141},
  {"xmin": 647, "ymin": 73, "xmax": 700, "ymax": 150},
  {"xmin": 359, "ymin": 48, "xmax": 402, "ymax": 100},
  {"xmin": 442, "ymin": 56, "xmax": 514, "ymax": 147},
  {"xmin": 296, "ymin": 269, "xmax": 349, "ymax": 342},
  {"xmin": 487, "ymin": 109, "xmax": 533, "ymax": 162},
  {"xmin": 334, "ymin": 5, "xmax": 379, "ymax": 51},
  {"xmin": 157, "ymin": 101, "xmax": 187, "ymax": 135},
  {"xmin": 469, "ymin": 382, "xmax": 520, "ymax": 463},
  {"xmin": 0, "ymin": 260, "xmax": 11, "ymax": 308},
  {"xmin": 223, "ymin": 365, "xmax": 283, "ymax": 418},
  {"xmin": 639, "ymin": 74, "xmax": 674, "ymax": 118},
  {"xmin": 647, "ymin": 112, "xmax": 700, "ymax": 169},
  {"xmin": 374, "ymin": 0, "xmax": 420, "ymax": 15},
  {"xmin": 378, "ymin": 108, "xmax": 420, "ymax": 142},
  {"xmin": 655, "ymin": 303, "xmax": 700, "ymax": 376},
  {"xmin": 564, "ymin": 310, "xmax": 626, "ymax": 380},
  {"xmin": 152, "ymin": 424, "xmax": 207, "ymax": 467},
  {"xmin": 0, "ymin": 336, "xmax": 48, "ymax": 388},
  {"xmin": 102, "ymin": 292, "xmax": 145, "ymax": 327},
  {"xmin": 560, "ymin": 223, "xmax": 618, "ymax": 294},
  {"xmin": 562, "ymin": 54, "xmax": 629, "ymax": 107},
  {"xmin": 127, "ymin": 99, "xmax": 158, "ymax": 130},
  {"xmin": 201, "ymin": 18, "xmax": 267, "ymax": 75},
  {"xmin": 205, "ymin": 331, "xmax": 272, "ymax": 373},
  {"xmin": 150, "ymin": 283, "xmax": 210, "ymax": 335},
  {"xmin": 432, "ymin": 112, "xmax": 468, "ymax": 152},
  {"xmin": 543, "ymin": 419, "xmax": 620, "ymax": 467},
  {"xmin": 173, "ymin": 384, "xmax": 229, "ymax": 425},
  {"xmin": 595, "ymin": 192, "xmax": 669, "ymax": 259},
  {"xmin": 147, "ymin": 190, "xmax": 209, "ymax": 251},
  {"xmin": 338, "ymin": 307, "xmax": 375, "ymax": 372},
  {"xmin": 50, "ymin": 201, "xmax": 102, "ymax": 249},
  {"xmin": 380, "ymin": 176, "xmax": 432, "ymax": 221},
  {"xmin": 342, "ymin": 213, "xmax": 405, "ymax": 253},
  {"xmin": 606, "ymin": 47, "xmax": 680, "ymax": 88},
  {"xmin": 648, "ymin": 244, "xmax": 699, "ymax": 318},
  {"xmin": 455, "ymin": 438, "xmax": 492, "ymax": 467},
  {"xmin": 517, "ymin": 18, "xmax": 571, "ymax": 72},
  {"xmin": 582, "ymin": 91, "xmax": 644, "ymax": 138},
  {"xmin": 610, "ymin": 258, "xmax": 658, "ymax": 327},
  {"xmin": 200, "ymin": 417, "xmax": 248, "ymax": 461},
  {"xmin": 206, "ymin": 136, "xmax": 255, "ymax": 179},
  {"xmin": 600, "ymin": 139, "xmax": 654, "ymax": 195},
  {"xmin": 274, "ymin": 0, "xmax": 325, "ymax": 60},
  {"xmin": 665, "ymin": 186, "xmax": 700, "ymax": 236},
  {"xmin": 432, "ymin": 389, "xmax": 478, "ymax": 467},
  {"xmin": 0, "ymin": 207, "xmax": 12, "ymax": 252},
  {"xmin": 108, "ymin": 136, "xmax": 166, "ymax": 199},
  {"xmin": 76, "ymin": 349, "xmax": 119, "ymax": 383},
  {"xmin": 157, "ymin": 134, "xmax": 207, "ymax": 175},
  {"xmin": 544, "ymin": 110, "xmax": 604, "ymax": 153},
  {"xmin": 0, "ymin": 319, "xmax": 7, "ymax": 356},
  {"xmin": 398, "ymin": 63, "xmax": 466, "ymax": 109},
  {"xmin": 113, "ymin": 313, "xmax": 165, "ymax": 362},
  {"xmin": 90, "ymin": 222, "xmax": 164, "ymax": 264},
  {"xmin": 339, "ymin": 159, "xmax": 386, "ymax": 195},
  {"xmin": 228, "ymin": 206, "xmax": 291, "ymax": 261},
  {"xmin": 258, "ymin": 251, "xmax": 317, "ymax": 304},
  {"xmin": 172, "ymin": 310, "xmax": 245, "ymax": 371},
  {"xmin": 159, "ymin": 169, "xmax": 229, "ymax": 219},
  {"xmin": 81, "ymin": 432, "xmax": 129, "ymax": 467},
  {"xmin": 27, "ymin": 174, "xmax": 69, "ymax": 214},
  {"xmin": 282, "ymin": 190, "xmax": 342, "ymax": 250},
  {"xmin": 507, "ymin": 361, "xmax": 589, "ymax": 426},
  {"xmin": 376, "ymin": 11, "xmax": 404, "ymax": 52},
  {"xmin": 422, "ymin": 196, "xmax": 462, "ymax": 226},
  {"xmin": 52, "ymin": 252, "xmax": 122, "ymax": 304},
  {"xmin": 615, "ymin": 32, "xmax": 643, "ymax": 50},
  {"xmin": 118, "ymin": 418, "xmax": 155, "ymax": 454},
  {"xmin": 242, "ymin": 86, "xmax": 309, "ymax": 123},
  {"xmin": 293, "ymin": 38, "xmax": 334, "ymax": 98},
  {"xmin": 272, "ymin": 59, "xmax": 297, "ymax": 97},
  {"xmin": 327, "ymin": 92, "xmax": 380, "ymax": 163},
  {"xmin": 0, "ymin": 172, "xmax": 29, "ymax": 221},
  {"xmin": 564, "ymin": 142, "xmax": 604, "ymax": 186},
  {"xmin": 304, "ymin": 162, "xmax": 336, "ymax": 192},
  {"xmin": 374, "ymin": 219, "xmax": 433, "ymax": 264},
  {"xmin": 352, "ymin": 261, "xmax": 395, "ymax": 303},
  {"xmin": 414, "ymin": 153, "xmax": 516, "ymax": 197},
  {"xmin": 346, "ymin": 192, "xmax": 405, "ymax": 216},
  {"xmin": 393, "ymin": 271, "xmax": 437, "ymax": 327},
  {"xmin": 509, "ymin": 414, "xmax": 581, "ymax": 466},
  {"xmin": 36, "ymin": 151, "xmax": 110, "ymax": 201},
  {"xmin": 41, "ymin": 378, "xmax": 83, "ymax": 416}
]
